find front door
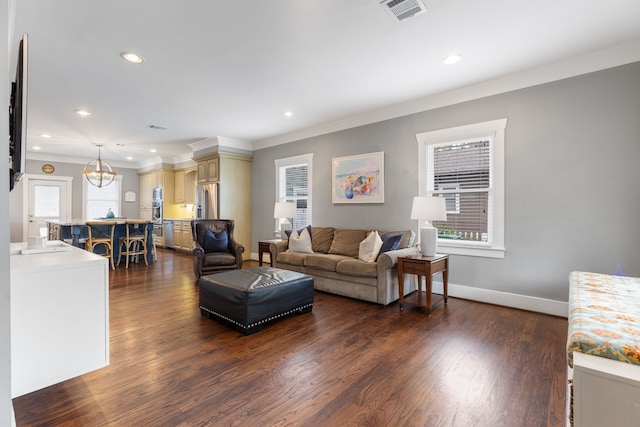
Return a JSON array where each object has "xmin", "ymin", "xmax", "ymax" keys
[{"xmin": 26, "ymin": 177, "xmax": 72, "ymax": 240}]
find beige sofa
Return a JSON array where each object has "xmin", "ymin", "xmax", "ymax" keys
[{"xmin": 269, "ymin": 227, "xmax": 420, "ymax": 305}]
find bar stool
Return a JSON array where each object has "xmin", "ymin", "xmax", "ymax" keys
[
  {"xmin": 86, "ymin": 221, "xmax": 116, "ymax": 270},
  {"xmin": 117, "ymin": 220, "xmax": 149, "ymax": 268},
  {"xmin": 150, "ymin": 233, "xmax": 158, "ymax": 262}
]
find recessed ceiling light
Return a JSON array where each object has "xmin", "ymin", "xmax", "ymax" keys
[
  {"xmin": 33, "ymin": 146, "xmax": 41, "ymax": 150},
  {"xmin": 121, "ymin": 52, "xmax": 144, "ymax": 64},
  {"xmin": 41, "ymin": 134, "xmax": 51, "ymax": 138},
  {"xmin": 283, "ymin": 111, "xmax": 293, "ymax": 118},
  {"xmin": 126, "ymin": 156, "xmax": 133, "ymax": 161},
  {"xmin": 443, "ymin": 54, "xmax": 462, "ymax": 65},
  {"xmin": 150, "ymin": 149, "xmax": 157, "ymax": 153},
  {"xmin": 75, "ymin": 109, "xmax": 92, "ymax": 117}
]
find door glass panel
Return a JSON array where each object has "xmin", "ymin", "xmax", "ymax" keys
[{"xmin": 34, "ymin": 185, "xmax": 60, "ymax": 217}]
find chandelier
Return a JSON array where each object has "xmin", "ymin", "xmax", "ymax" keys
[{"xmin": 82, "ymin": 144, "xmax": 116, "ymax": 188}]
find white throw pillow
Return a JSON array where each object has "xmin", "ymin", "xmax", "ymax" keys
[
  {"xmin": 358, "ymin": 230, "xmax": 383, "ymax": 263},
  {"xmin": 287, "ymin": 227, "xmax": 313, "ymax": 253}
]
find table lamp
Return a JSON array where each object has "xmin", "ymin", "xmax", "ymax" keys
[
  {"xmin": 410, "ymin": 196, "xmax": 447, "ymax": 257},
  {"xmin": 274, "ymin": 202, "xmax": 296, "ymax": 239}
]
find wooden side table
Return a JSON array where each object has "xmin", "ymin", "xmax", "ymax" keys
[
  {"xmin": 397, "ymin": 254, "xmax": 449, "ymax": 314},
  {"xmin": 258, "ymin": 239, "xmax": 281, "ymax": 266}
]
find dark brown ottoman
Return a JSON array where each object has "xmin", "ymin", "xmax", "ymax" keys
[{"xmin": 199, "ymin": 267, "xmax": 314, "ymax": 335}]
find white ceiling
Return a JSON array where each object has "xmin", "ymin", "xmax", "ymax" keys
[{"xmin": 11, "ymin": 0, "xmax": 640, "ymax": 168}]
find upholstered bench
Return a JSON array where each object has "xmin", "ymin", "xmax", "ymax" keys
[{"xmin": 199, "ymin": 267, "xmax": 314, "ymax": 335}]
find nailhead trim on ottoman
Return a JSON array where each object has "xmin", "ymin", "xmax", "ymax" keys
[{"xmin": 199, "ymin": 267, "xmax": 314, "ymax": 335}]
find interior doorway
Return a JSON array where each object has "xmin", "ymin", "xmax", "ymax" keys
[{"xmin": 23, "ymin": 175, "xmax": 73, "ymax": 241}]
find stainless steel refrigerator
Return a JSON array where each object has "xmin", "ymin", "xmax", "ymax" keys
[{"xmin": 196, "ymin": 183, "xmax": 219, "ymax": 219}]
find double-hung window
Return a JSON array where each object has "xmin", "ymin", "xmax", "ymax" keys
[
  {"xmin": 275, "ymin": 153, "xmax": 313, "ymax": 234},
  {"xmin": 417, "ymin": 119, "xmax": 507, "ymax": 258},
  {"xmin": 82, "ymin": 176, "xmax": 123, "ymax": 220}
]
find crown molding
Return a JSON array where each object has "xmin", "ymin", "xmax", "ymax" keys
[
  {"xmin": 253, "ymin": 39, "xmax": 640, "ymax": 150},
  {"xmin": 188, "ymin": 136, "xmax": 252, "ymax": 153},
  {"xmin": 26, "ymin": 151, "xmax": 139, "ymax": 169}
]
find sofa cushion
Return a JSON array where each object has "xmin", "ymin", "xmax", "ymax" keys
[
  {"xmin": 311, "ymin": 227, "xmax": 334, "ymax": 253},
  {"xmin": 304, "ymin": 253, "xmax": 352, "ymax": 272},
  {"xmin": 328, "ymin": 229, "xmax": 369, "ymax": 258},
  {"xmin": 203, "ymin": 251, "xmax": 236, "ymax": 267},
  {"xmin": 379, "ymin": 230, "xmax": 414, "ymax": 249},
  {"xmin": 276, "ymin": 251, "xmax": 308, "ymax": 267},
  {"xmin": 336, "ymin": 258, "xmax": 378, "ymax": 278},
  {"xmin": 359, "ymin": 231, "xmax": 383, "ymax": 263},
  {"xmin": 287, "ymin": 227, "xmax": 313, "ymax": 253}
]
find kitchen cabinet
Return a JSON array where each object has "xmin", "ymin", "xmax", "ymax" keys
[
  {"xmin": 174, "ymin": 168, "xmax": 196, "ymax": 204},
  {"xmin": 139, "ymin": 172, "xmax": 155, "ymax": 209},
  {"xmin": 173, "ymin": 220, "xmax": 193, "ymax": 252},
  {"xmin": 218, "ymin": 153, "xmax": 252, "ymax": 255},
  {"xmin": 174, "ymin": 171, "xmax": 184, "ymax": 203},
  {"xmin": 197, "ymin": 156, "xmax": 219, "ymax": 184},
  {"xmin": 138, "ymin": 168, "xmax": 175, "ymax": 221},
  {"xmin": 194, "ymin": 152, "xmax": 252, "ymax": 256}
]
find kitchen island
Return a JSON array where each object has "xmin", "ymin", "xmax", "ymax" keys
[
  {"xmin": 10, "ymin": 241, "xmax": 109, "ymax": 397},
  {"xmin": 47, "ymin": 219, "xmax": 155, "ymax": 264}
]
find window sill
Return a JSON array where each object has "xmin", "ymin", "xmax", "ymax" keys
[{"xmin": 437, "ymin": 242, "xmax": 505, "ymax": 259}]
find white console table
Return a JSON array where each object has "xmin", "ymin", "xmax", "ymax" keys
[{"xmin": 10, "ymin": 241, "xmax": 109, "ymax": 398}]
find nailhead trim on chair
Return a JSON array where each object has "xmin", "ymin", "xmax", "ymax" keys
[{"xmin": 199, "ymin": 302, "xmax": 314, "ymax": 330}]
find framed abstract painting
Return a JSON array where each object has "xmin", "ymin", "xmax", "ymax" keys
[{"xmin": 332, "ymin": 151, "xmax": 384, "ymax": 203}]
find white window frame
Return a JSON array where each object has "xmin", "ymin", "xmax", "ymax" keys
[
  {"xmin": 82, "ymin": 175, "xmax": 123, "ymax": 220},
  {"xmin": 274, "ymin": 153, "xmax": 313, "ymax": 235},
  {"xmin": 417, "ymin": 118, "xmax": 507, "ymax": 258}
]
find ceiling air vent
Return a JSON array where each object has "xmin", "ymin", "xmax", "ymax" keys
[{"xmin": 380, "ymin": 0, "xmax": 426, "ymax": 22}]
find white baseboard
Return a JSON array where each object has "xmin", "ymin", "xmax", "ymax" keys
[
  {"xmin": 431, "ymin": 281, "xmax": 568, "ymax": 318},
  {"xmin": 245, "ymin": 255, "xmax": 569, "ymax": 318},
  {"xmin": 249, "ymin": 251, "xmax": 268, "ymax": 263}
]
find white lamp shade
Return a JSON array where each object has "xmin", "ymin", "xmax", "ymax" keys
[
  {"xmin": 274, "ymin": 202, "xmax": 296, "ymax": 219},
  {"xmin": 411, "ymin": 196, "xmax": 447, "ymax": 257},
  {"xmin": 410, "ymin": 196, "xmax": 447, "ymax": 222}
]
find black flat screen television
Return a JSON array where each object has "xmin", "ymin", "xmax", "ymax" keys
[{"xmin": 9, "ymin": 33, "xmax": 28, "ymax": 191}]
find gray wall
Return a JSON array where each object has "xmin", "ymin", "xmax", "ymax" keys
[
  {"xmin": 25, "ymin": 159, "xmax": 140, "ymax": 219},
  {"xmin": 251, "ymin": 62, "xmax": 640, "ymax": 303}
]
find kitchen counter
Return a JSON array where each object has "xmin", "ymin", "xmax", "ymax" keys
[{"xmin": 49, "ymin": 218, "xmax": 145, "ymax": 226}]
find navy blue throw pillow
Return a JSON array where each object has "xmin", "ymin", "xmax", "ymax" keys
[
  {"xmin": 203, "ymin": 229, "xmax": 228, "ymax": 252},
  {"xmin": 377, "ymin": 234, "xmax": 402, "ymax": 259}
]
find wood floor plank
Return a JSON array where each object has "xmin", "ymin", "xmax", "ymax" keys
[{"xmin": 13, "ymin": 249, "xmax": 568, "ymax": 426}]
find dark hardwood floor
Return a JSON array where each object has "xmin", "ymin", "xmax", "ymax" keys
[{"xmin": 13, "ymin": 249, "xmax": 568, "ymax": 426}]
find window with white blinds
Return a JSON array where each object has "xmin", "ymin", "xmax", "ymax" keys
[
  {"xmin": 83, "ymin": 176, "xmax": 122, "ymax": 220},
  {"xmin": 429, "ymin": 138, "xmax": 491, "ymax": 242},
  {"xmin": 275, "ymin": 153, "xmax": 313, "ymax": 232},
  {"xmin": 417, "ymin": 119, "xmax": 506, "ymax": 258}
]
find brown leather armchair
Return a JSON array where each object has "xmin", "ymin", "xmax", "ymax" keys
[{"xmin": 192, "ymin": 219, "xmax": 244, "ymax": 278}]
